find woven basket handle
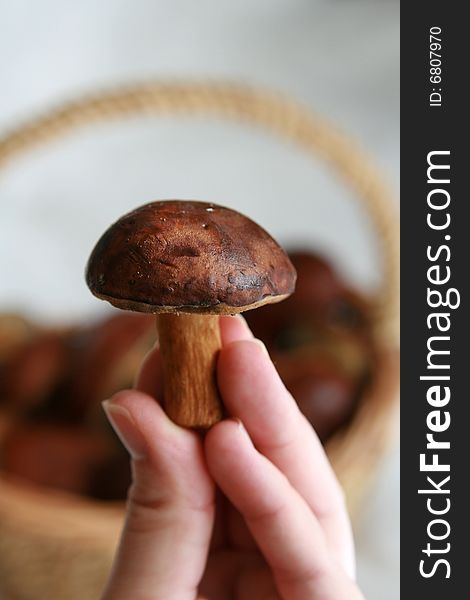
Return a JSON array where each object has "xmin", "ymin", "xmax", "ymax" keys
[{"xmin": 0, "ymin": 82, "xmax": 398, "ymax": 342}]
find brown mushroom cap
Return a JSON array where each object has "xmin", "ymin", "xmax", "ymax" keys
[{"xmin": 86, "ymin": 200, "xmax": 296, "ymax": 314}]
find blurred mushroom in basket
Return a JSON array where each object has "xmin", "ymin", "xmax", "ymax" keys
[
  {"xmin": 0, "ymin": 313, "xmax": 155, "ymax": 500},
  {"xmin": 244, "ymin": 251, "xmax": 374, "ymax": 441},
  {"xmin": 0, "ymin": 250, "xmax": 374, "ymax": 499}
]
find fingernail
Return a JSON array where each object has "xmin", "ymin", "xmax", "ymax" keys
[
  {"xmin": 230, "ymin": 417, "xmax": 252, "ymax": 442},
  {"xmin": 102, "ymin": 399, "xmax": 147, "ymax": 459},
  {"xmin": 251, "ymin": 338, "xmax": 270, "ymax": 358},
  {"xmin": 235, "ymin": 313, "xmax": 254, "ymax": 333}
]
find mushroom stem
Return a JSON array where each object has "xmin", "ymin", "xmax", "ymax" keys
[{"xmin": 156, "ymin": 313, "xmax": 223, "ymax": 429}]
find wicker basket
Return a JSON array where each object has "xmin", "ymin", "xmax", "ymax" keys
[{"xmin": 0, "ymin": 82, "xmax": 399, "ymax": 600}]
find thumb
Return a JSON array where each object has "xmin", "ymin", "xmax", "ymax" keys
[{"xmin": 101, "ymin": 390, "xmax": 215, "ymax": 600}]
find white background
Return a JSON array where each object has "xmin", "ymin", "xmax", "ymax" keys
[{"xmin": 0, "ymin": 1, "xmax": 399, "ymax": 598}]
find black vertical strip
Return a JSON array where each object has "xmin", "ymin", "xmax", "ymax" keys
[{"xmin": 401, "ymin": 4, "xmax": 468, "ymax": 597}]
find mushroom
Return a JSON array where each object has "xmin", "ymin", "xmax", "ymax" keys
[{"xmin": 86, "ymin": 200, "xmax": 296, "ymax": 428}]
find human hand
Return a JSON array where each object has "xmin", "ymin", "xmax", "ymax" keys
[{"xmin": 101, "ymin": 316, "xmax": 364, "ymax": 599}]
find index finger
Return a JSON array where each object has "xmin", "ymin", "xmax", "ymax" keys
[{"xmin": 218, "ymin": 338, "xmax": 355, "ymax": 578}]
